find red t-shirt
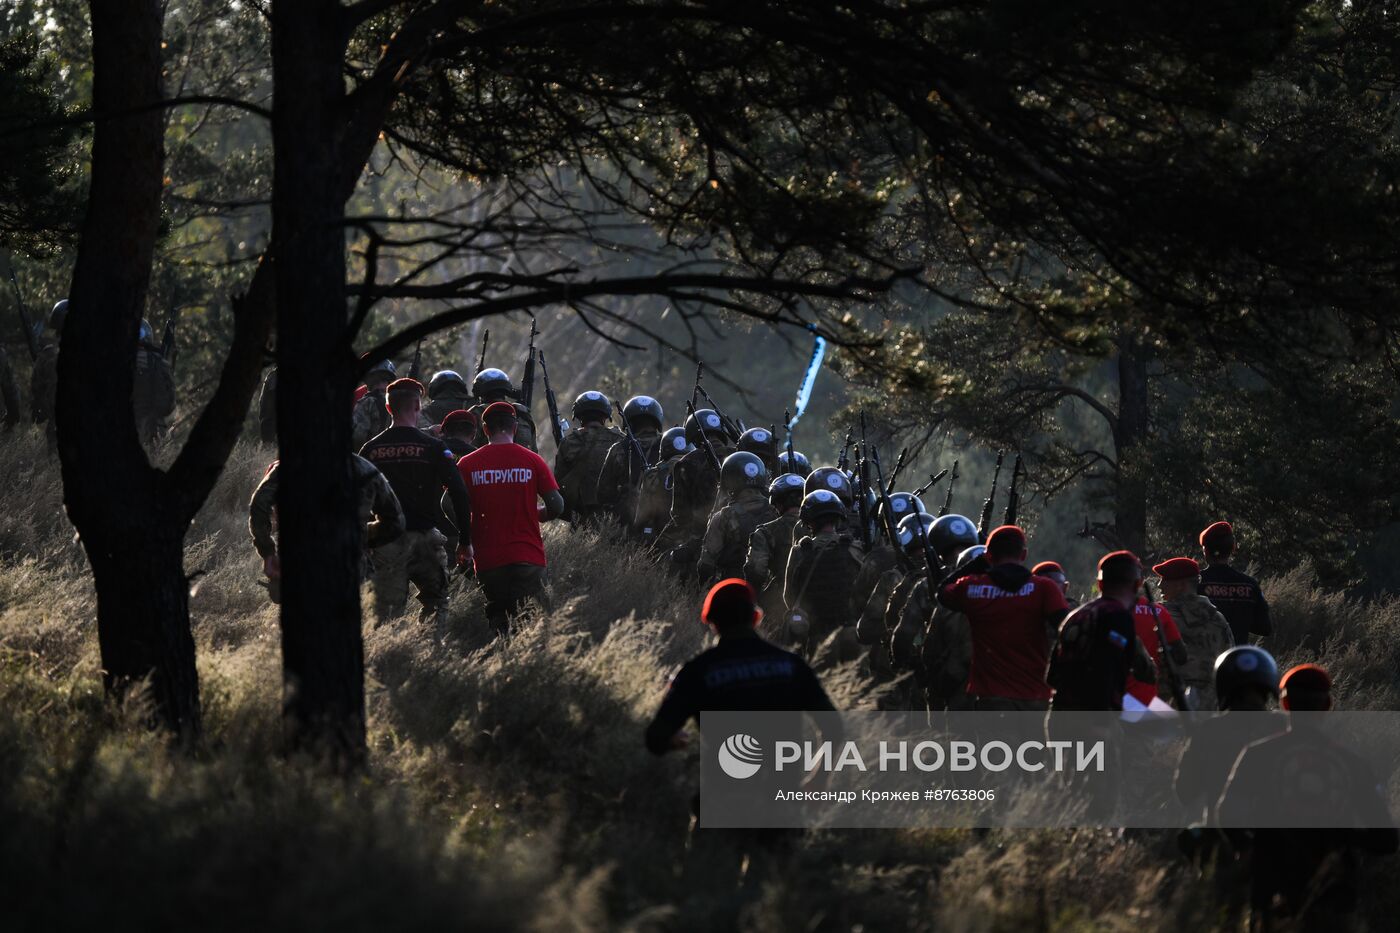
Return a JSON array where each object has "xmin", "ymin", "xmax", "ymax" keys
[
  {"xmin": 1126, "ymin": 597, "xmax": 1181, "ymax": 705},
  {"xmin": 457, "ymin": 442, "xmax": 559, "ymax": 572},
  {"xmin": 939, "ymin": 570, "xmax": 1070, "ymax": 701}
]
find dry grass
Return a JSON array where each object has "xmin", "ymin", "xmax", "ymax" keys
[{"xmin": 0, "ymin": 427, "xmax": 1396, "ymax": 931}]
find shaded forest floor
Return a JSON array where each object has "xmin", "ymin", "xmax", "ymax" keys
[{"xmin": 2, "ymin": 428, "xmax": 1398, "ymax": 931}]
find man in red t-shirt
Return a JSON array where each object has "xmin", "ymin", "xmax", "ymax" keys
[
  {"xmin": 457, "ymin": 402, "xmax": 565, "ymax": 634},
  {"xmin": 1124, "ymin": 591, "xmax": 1186, "ymax": 707},
  {"xmin": 936, "ymin": 525, "xmax": 1070, "ymax": 711}
]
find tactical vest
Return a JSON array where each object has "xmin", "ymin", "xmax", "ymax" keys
[{"xmin": 556, "ymin": 425, "xmax": 625, "ymax": 513}]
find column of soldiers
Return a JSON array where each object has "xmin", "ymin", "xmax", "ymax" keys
[
  {"xmin": 4, "ymin": 298, "xmax": 177, "ymax": 447},
  {"xmin": 235, "ymin": 340, "xmax": 1395, "ymax": 925}
]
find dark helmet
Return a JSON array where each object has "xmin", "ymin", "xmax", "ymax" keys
[
  {"xmin": 777, "ymin": 449, "xmax": 811, "ymax": 477},
  {"xmin": 685, "ymin": 408, "xmax": 726, "ymax": 445},
  {"xmin": 1213, "ymin": 646, "xmax": 1280, "ymax": 709},
  {"xmin": 805, "ymin": 467, "xmax": 853, "ymax": 505},
  {"xmin": 737, "ymin": 427, "xmax": 778, "ymax": 461},
  {"xmin": 930, "ymin": 513, "xmax": 979, "ymax": 558},
  {"xmin": 138, "ymin": 318, "xmax": 154, "ymax": 343},
  {"xmin": 472, "ymin": 367, "xmax": 514, "ymax": 399},
  {"xmin": 720, "ymin": 451, "xmax": 768, "ymax": 494},
  {"xmin": 880, "ymin": 492, "xmax": 927, "ymax": 527},
  {"xmin": 622, "ymin": 395, "xmax": 664, "ymax": 432},
  {"xmin": 572, "ymin": 390, "xmax": 612, "ymax": 422},
  {"xmin": 768, "ymin": 472, "xmax": 806, "ymax": 510},
  {"xmin": 800, "ymin": 489, "xmax": 847, "ymax": 528},
  {"xmin": 428, "ymin": 369, "xmax": 468, "ymax": 399},
  {"xmin": 48, "ymin": 299, "xmax": 69, "ymax": 332},
  {"xmin": 364, "ymin": 358, "xmax": 397, "ymax": 386},
  {"xmin": 956, "ymin": 544, "xmax": 987, "ymax": 566},
  {"xmin": 896, "ymin": 512, "xmax": 937, "ymax": 553},
  {"xmin": 660, "ymin": 426, "xmax": 692, "ymax": 461}
]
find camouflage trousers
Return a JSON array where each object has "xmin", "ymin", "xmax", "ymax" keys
[{"xmin": 371, "ymin": 528, "xmax": 450, "ymax": 623}]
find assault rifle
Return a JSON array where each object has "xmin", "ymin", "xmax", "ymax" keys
[
  {"xmin": 520, "ymin": 316, "xmax": 538, "ymax": 409},
  {"xmin": 619, "ymin": 399, "xmax": 652, "ymax": 486},
  {"xmin": 868, "ymin": 443, "xmax": 903, "ymax": 547},
  {"xmin": 939, "ymin": 459, "xmax": 960, "ymax": 517},
  {"xmin": 837, "ymin": 430, "xmax": 852, "ymax": 473},
  {"xmin": 1002, "ymin": 454, "xmax": 1025, "ymax": 527},
  {"xmin": 7, "ymin": 268, "xmax": 38, "ymax": 361},
  {"xmin": 855, "ymin": 414, "xmax": 877, "ymax": 549},
  {"xmin": 977, "ymin": 450, "xmax": 1005, "ymax": 541},
  {"xmin": 883, "ymin": 447, "xmax": 908, "ymax": 495},
  {"xmin": 407, "ymin": 338, "xmax": 423, "ymax": 381},
  {"xmin": 537, "ymin": 350, "xmax": 568, "ymax": 445},
  {"xmin": 475, "ymin": 329, "xmax": 490, "ymax": 381},
  {"xmin": 685, "ymin": 400, "xmax": 723, "ymax": 473},
  {"xmin": 1144, "ymin": 580, "xmax": 1193, "ymax": 712},
  {"xmin": 913, "ymin": 468, "xmax": 950, "ymax": 499},
  {"xmin": 692, "ymin": 361, "xmax": 742, "ymax": 442}
]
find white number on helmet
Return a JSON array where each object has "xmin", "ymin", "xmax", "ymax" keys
[
  {"xmin": 743, "ymin": 462, "xmax": 760, "ymax": 478},
  {"xmin": 826, "ymin": 475, "xmax": 843, "ymax": 489}
]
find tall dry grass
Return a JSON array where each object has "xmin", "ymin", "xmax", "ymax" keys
[{"xmin": 0, "ymin": 426, "xmax": 1396, "ymax": 931}]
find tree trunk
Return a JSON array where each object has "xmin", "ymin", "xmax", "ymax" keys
[
  {"xmin": 1114, "ymin": 333, "xmax": 1150, "ymax": 556},
  {"xmin": 58, "ymin": 0, "xmax": 201, "ymax": 738},
  {"xmin": 272, "ymin": 0, "xmax": 365, "ymax": 765}
]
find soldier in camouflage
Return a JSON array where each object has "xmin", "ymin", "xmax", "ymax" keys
[
  {"xmin": 466, "ymin": 367, "xmax": 538, "ymax": 452},
  {"xmin": 698, "ymin": 452, "xmax": 777, "ymax": 586},
  {"xmin": 631, "ymin": 426, "xmax": 691, "ymax": 549},
  {"xmin": 851, "ymin": 492, "xmax": 925, "ymax": 620},
  {"xmin": 784, "ymin": 489, "xmax": 864, "ymax": 663},
  {"xmin": 596, "ymin": 395, "xmax": 665, "ymax": 530},
  {"xmin": 350, "ymin": 359, "xmax": 399, "ymax": 451},
  {"xmin": 745, "ymin": 472, "xmax": 805, "ymax": 623},
  {"xmin": 422, "ymin": 370, "xmax": 473, "ymax": 426},
  {"xmin": 249, "ymin": 454, "xmax": 405, "ymax": 603},
  {"xmin": 856, "ymin": 510, "xmax": 935, "ymax": 703},
  {"xmin": 735, "ymin": 426, "xmax": 780, "ymax": 476},
  {"xmin": 554, "ymin": 390, "xmax": 625, "ymax": 525},
  {"xmin": 894, "ymin": 515, "xmax": 980, "ymax": 710},
  {"xmin": 660, "ymin": 408, "xmax": 734, "ymax": 569},
  {"xmin": 1154, "ymin": 556, "xmax": 1234, "ymax": 711}
]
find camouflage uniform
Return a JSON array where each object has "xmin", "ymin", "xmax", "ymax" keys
[
  {"xmin": 698, "ymin": 488, "xmax": 778, "ymax": 585},
  {"xmin": 0, "ymin": 347, "xmax": 18, "ymax": 431},
  {"xmin": 351, "ymin": 391, "xmax": 391, "ymax": 452},
  {"xmin": 661, "ymin": 442, "xmax": 735, "ymax": 562},
  {"xmin": 467, "ymin": 400, "xmax": 538, "ymax": 452},
  {"xmin": 1165, "ymin": 591, "xmax": 1234, "ymax": 710},
  {"xmin": 852, "ymin": 542, "xmax": 898, "ymax": 615},
  {"xmin": 422, "ymin": 387, "xmax": 473, "ymax": 426},
  {"xmin": 353, "ymin": 390, "xmax": 431, "ymax": 451},
  {"xmin": 784, "ymin": 529, "xmax": 864, "ymax": 658},
  {"xmin": 596, "ymin": 429, "xmax": 662, "ymax": 528},
  {"xmin": 745, "ymin": 511, "xmax": 800, "ymax": 619},
  {"xmin": 900, "ymin": 579, "xmax": 972, "ymax": 709},
  {"xmin": 633, "ymin": 456, "xmax": 681, "ymax": 549},
  {"xmin": 248, "ymin": 455, "xmax": 405, "ymax": 591},
  {"xmin": 132, "ymin": 341, "xmax": 176, "ymax": 444},
  {"xmin": 554, "ymin": 423, "xmax": 625, "ymax": 523},
  {"xmin": 856, "ymin": 566, "xmax": 904, "ymax": 683}
]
